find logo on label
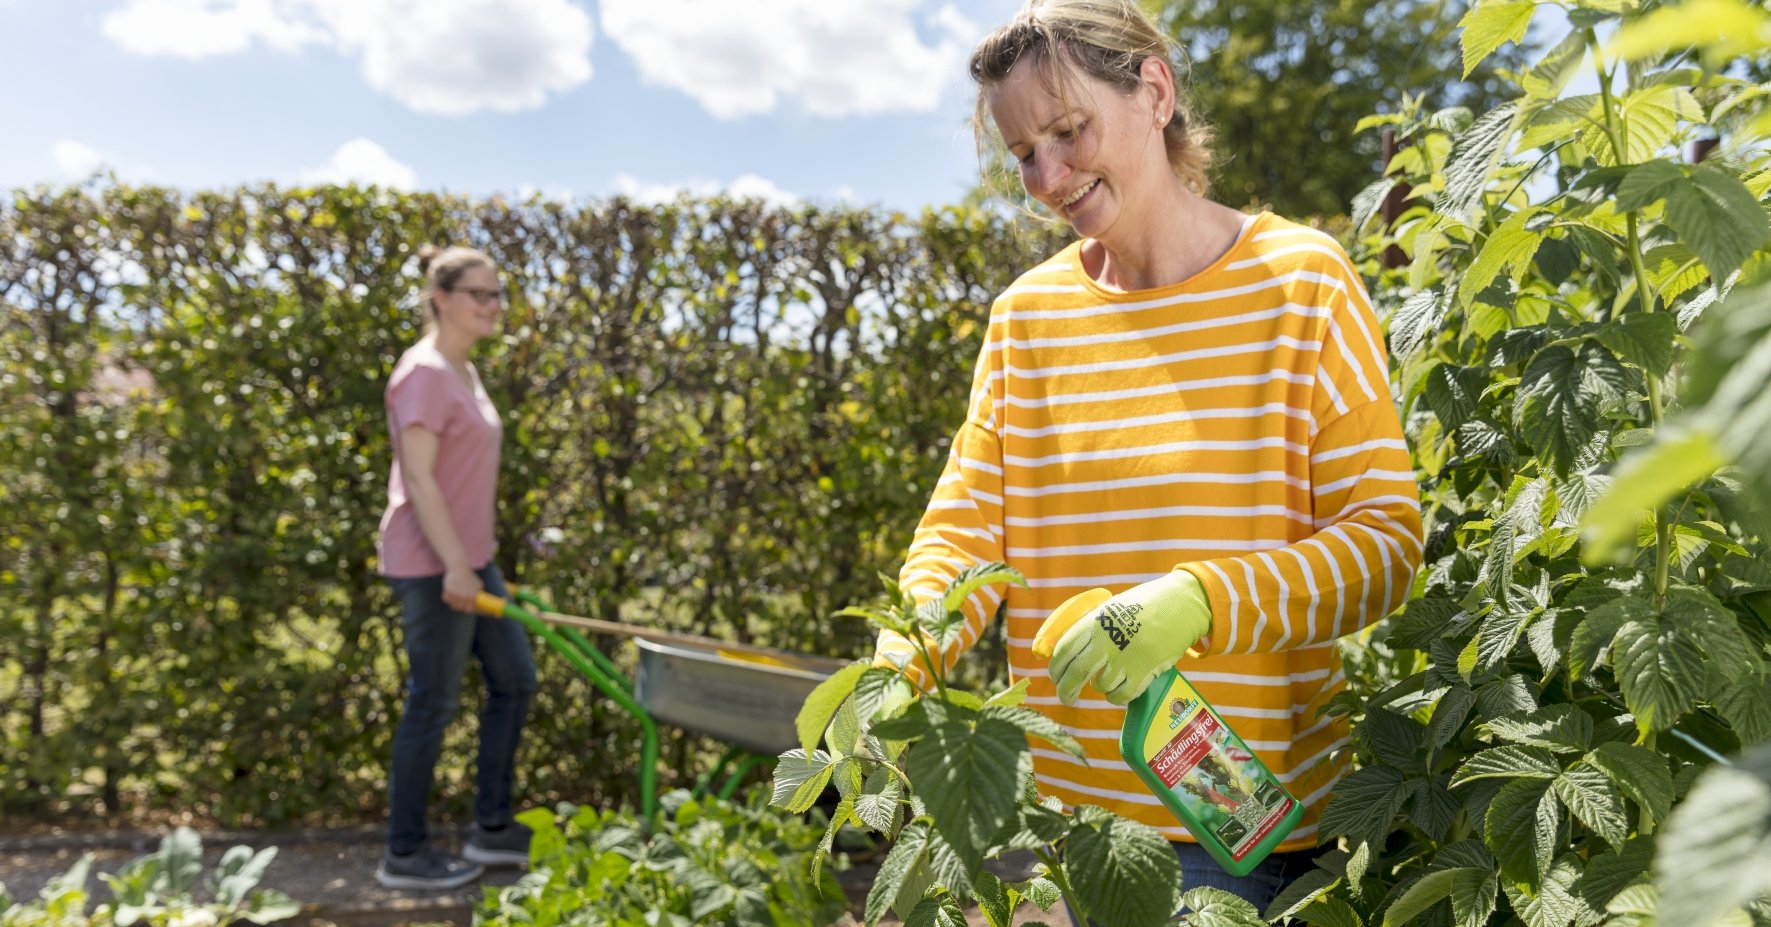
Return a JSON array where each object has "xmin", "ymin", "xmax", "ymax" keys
[
  {"xmin": 1167, "ymin": 696, "xmax": 1200, "ymax": 730},
  {"xmin": 1095, "ymin": 602, "xmax": 1142, "ymax": 650}
]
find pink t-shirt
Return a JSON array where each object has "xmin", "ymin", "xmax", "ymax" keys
[{"xmin": 377, "ymin": 341, "xmax": 502, "ymax": 578}]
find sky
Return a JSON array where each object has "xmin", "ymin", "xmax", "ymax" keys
[{"xmin": 1, "ymin": 0, "xmax": 1028, "ymax": 212}]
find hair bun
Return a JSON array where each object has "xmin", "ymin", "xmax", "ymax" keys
[{"xmin": 416, "ymin": 243, "xmax": 441, "ymax": 275}]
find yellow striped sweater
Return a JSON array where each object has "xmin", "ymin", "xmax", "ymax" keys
[{"xmin": 878, "ymin": 211, "xmax": 1424, "ymax": 850}]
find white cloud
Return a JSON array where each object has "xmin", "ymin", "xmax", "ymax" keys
[
  {"xmin": 600, "ymin": 0, "xmax": 980, "ymax": 119},
  {"xmin": 99, "ymin": 0, "xmax": 593, "ymax": 115},
  {"xmin": 300, "ymin": 138, "xmax": 418, "ymax": 189},
  {"xmin": 52, "ymin": 140, "xmax": 109, "ymax": 177},
  {"xmin": 613, "ymin": 172, "xmax": 801, "ymax": 207}
]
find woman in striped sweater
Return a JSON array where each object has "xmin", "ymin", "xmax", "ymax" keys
[{"xmin": 872, "ymin": 0, "xmax": 1424, "ymax": 914}]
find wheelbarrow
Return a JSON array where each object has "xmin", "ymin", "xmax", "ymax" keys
[{"xmin": 474, "ymin": 589, "xmax": 848, "ymax": 818}]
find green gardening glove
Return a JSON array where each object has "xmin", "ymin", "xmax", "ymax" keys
[{"xmin": 1032, "ymin": 571, "xmax": 1213, "ymax": 706}]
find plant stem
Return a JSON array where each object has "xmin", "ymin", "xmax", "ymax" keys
[
  {"xmin": 1588, "ymin": 30, "xmax": 1673, "ymax": 601},
  {"xmin": 1034, "ymin": 846, "xmax": 1088, "ymax": 926}
]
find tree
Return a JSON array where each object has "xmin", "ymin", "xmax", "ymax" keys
[{"xmin": 1152, "ymin": 0, "xmax": 1530, "ymax": 217}]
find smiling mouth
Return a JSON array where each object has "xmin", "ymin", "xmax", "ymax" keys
[{"xmin": 1058, "ymin": 179, "xmax": 1099, "ymax": 208}]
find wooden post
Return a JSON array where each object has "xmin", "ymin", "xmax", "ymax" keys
[{"xmin": 1380, "ymin": 128, "xmax": 1412, "ymax": 269}]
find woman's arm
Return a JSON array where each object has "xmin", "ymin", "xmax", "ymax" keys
[{"xmin": 400, "ymin": 423, "xmax": 483, "ymax": 611}]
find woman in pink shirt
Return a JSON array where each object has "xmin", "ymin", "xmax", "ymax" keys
[{"xmin": 375, "ymin": 244, "xmax": 536, "ymax": 890}]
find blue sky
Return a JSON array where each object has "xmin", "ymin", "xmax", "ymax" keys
[{"xmin": 2, "ymin": 0, "xmax": 1026, "ymax": 212}]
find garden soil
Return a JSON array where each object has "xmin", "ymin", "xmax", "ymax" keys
[{"xmin": 0, "ymin": 827, "xmax": 1052, "ymax": 926}]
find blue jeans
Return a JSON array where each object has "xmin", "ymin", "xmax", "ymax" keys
[
  {"xmin": 386, "ymin": 564, "xmax": 537, "ymax": 854},
  {"xmin": 1066, "ymin": 841, "xmax": 1322, "ymax": 924}
]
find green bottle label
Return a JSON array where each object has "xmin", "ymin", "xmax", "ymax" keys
[{"xmin": 1133, "ymin": 672, "xmax": 1297, "ymax": 862}]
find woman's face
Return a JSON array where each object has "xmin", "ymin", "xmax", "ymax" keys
[
  {"xmin": 986, "ymin": 54, "xmax": 1173, "ymax": 245},
  {"xmin": 433, "ymin": 264, "xmax": 503, "ymax": 342}
]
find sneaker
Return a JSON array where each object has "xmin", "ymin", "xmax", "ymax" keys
[
  {"xmin": 375, "ymin": 844, "xmax": 484, "ymax": 890},
  {"xmin": 463, "ymin": 820, "xmax": 532, "ymax": 868}
]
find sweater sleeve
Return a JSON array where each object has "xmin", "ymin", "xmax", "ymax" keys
[
  {"xmin": 1178, "ymin": 264, "xmax": 1424, "ymax": 655},
  {"xmin": 876, "ymin": 338, "xmax": 1009, "ymax": 687}
]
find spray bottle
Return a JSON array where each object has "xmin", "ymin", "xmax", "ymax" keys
[{"xmin": 1032, "ymin": 588, "xmax": 1304, "ymax": 876}]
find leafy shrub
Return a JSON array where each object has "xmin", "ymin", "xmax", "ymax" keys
[
  {"xmin": 478, "ymin": 790, "xmax": 848, "ymax": 927},
  {"xmin": 0, "ymin": 828, "xmax": 298, "ymax": 927},
  {"xmin": 776, "ymin": 564, "xmax": 1268, "ymax": 927},
  {"xmin": 1296, "ymin": 2, "xmax": 1771, "ymax": 926}
]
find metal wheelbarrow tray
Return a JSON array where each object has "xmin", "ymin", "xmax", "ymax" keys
[{"xmin": 476, "ymin": 589, "xmax": 848, "ymax": 816}]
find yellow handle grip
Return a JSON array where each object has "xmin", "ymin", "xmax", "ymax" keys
[
  {"xmin": 475, "ymin": 592, "xmax": 508, "ymax": 618},
  {"xmin": 1030, "ymin": 588, "xmax": 1113, "ymax": 660}
]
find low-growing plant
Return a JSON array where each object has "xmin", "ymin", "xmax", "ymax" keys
[
  {"xmin": 774, "ymin": 563, "xmax": 1272, "ymax": 927},
  {"xmin": 478, "ymin": 791, "xmax": 848, "ymax": 927},
  {"xmin": 0, "ymin": 828, "xmax": 298, "ymax": 927}
]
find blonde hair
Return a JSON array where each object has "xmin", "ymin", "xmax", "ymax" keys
[
  {"xmin": 415, "ymin": 244, "xmax": 494, "ymax": 329},
  {"xmin": 968, "ymin": 0, "xmax": 1215, "ymax": 197}
]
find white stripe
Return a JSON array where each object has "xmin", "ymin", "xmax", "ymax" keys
[
  {"xmin": 1351, "ymin": 521, "xmax": 1404, "ymax": 618},
  {"xmin": 1032, "ymin": 747, "xmax": 1132, "ymax": 771},
  {"xmin": 1004, "ymin": 470, "xmax": 1311, "ymax": 498},
  {"xmin": 1242, "ymin": 557, "xmax": 1272, "ymax": 655},
  {"xmin": 1006, "ymin": 537, "xmax": 1287, "ymax": 558},
  {"xmin": 1004, "ymin": 269, "xmax": 1347, "ymax": 320},
  {"xmin": 1004, "ymin": 437, "xmax": 1307, "ymax": 469},
  {"xmin": 1367, "ymin": 508, "xmax": 1425, "ymax": 555},
  {"xmin": 1311, "ymin": 438, "xmax": 1410, "ymax": 464},
  {"xmin": 999, "ymin": 283, "xmax": 1088, "ymax": 296},
  {"xmin": 1282, "ymin": 545, "xmax": 1321, "ymax": 643},
  {"xmin": 912, "ymin": 524, "xmax": 995, "ymax": 544},
  {"xmin": 1226, "ymin": 241, "xmax": 1347, "ymax": 271},
  {"xmin": 1316, "ymin": 365, "xmax": 1348, "ymax": 417},
  {"xmin": 1258, "ymin": 551, "xmax": 1293, "ymax": 650},
  {"xmin": 1003, "ymin": 503, "xmax": 1313, "ymax": 529},
  {"xmin": 1300, "ymin": 537, "xmax": 1346, "ymax": 641},
  {"xmin": 1315, "ymin": 494, "xmax": 1423, "ymax": 530},
  {"xmin": 1002, "ymin": 403, "xmax": 1309, "ymax": 439},
  {"xmin": 995, "ymin": 335, "xmax": 1321, "ymax": 381},
  {"xmin": 1004, "ymin": 369, "xmax": 1316, "ymax": 409},
  {"xmin": 1327, "ymin": 319, "xmax": 1379, "ymax": 403},
  {"xmin": 1037, "ymin": 772, "xmax": 1167, "ymax": 806},
  {"xmin": 1321, "ymin": 525, "xmax": 1371, "ymax": 639},
  {"xmin": 1200, "ymin": 560, "xmax": 1241, "ymax": 652},
  {"xmin": 948, "ymin": 457, "xmax": 1004, "ymax": 477},
  {"xmin": 1312, "ymin": 469, "xmax": 1417, "ymax": 496},
  {"xmin": 988, "ymin": 302, "xmax": 1333, "ymax": 351}
]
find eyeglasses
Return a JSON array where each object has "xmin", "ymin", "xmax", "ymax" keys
[{"xmin": 448, "ymin": 285, "xmax": 505, "ymax": 305}]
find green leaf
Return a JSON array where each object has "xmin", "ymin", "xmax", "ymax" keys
[
  {"xmin": 1459, "ymin": 0, "xmax": 1536, "ymax": 76},
  {"xmin": 1066, "ymin": 808, "xmax": 1183, "ymax": 927},
  {"xmin": 871, "ymin": 700, "xmax": 933, "ymax": 741},
  {"xmin": 1388, "ymin": 288, "xmax": 1447, "ymax": 361},
  {"xmin": 1408, "ymin": 776, "xmax": 1463, "ymax": 843},
  {"xmin": 1615, "ymin": 159, "xmax": 1687, "ymax": 213},
  {"xmin": 1611, "ymin": 0, "xmax": 1771, "ymax": 65},
  {"xmin": 797, "ymin": 659, "xmax": 869, "ymax": 753},
  {"xmin": 904, "ymin": 894, "xmax": 968, "ymax": 927},
  {"xmin": 984, "ymin": 678, "xmax": 1030, "ymax": 709},
  {"xmin": 866, "ymin": 821, "xmax": 936, "ymax": 925},
  {"xmin": 1385, "ymin": 869, "xmax": 1458, "ymax": 927},
  {"xmin": 984, "ymin": 705, "xmax": 1085, "ymax": 761},
  {"xmin": 1319, "ymin": 766, "xmax": 1409, "ymax": 844},
  {"xmin": 1450, "ymin": 867, "xmax": 1501, "ymax": 927},
  {"xmin": 1462, "ymin": 208, "xmax": 1545, "ymax": 309},
  {"xmin": 1296, "ymin": 895, "xmax": 1365, "ymax": 927},
  {"xmin": 855, "ymin": 765, "xmax": 904, "ymax": 832},
  {"xmin": 239, "ymin": 889, "xmax": 301, "ymax": 925},
  {"xmin": 1613, "ymin": 612, "xmax": 1708, "ymax": 733},
  {"xmin": 974, "ymin": 871, "xmax": 1011, "ymax": 927},
  {"xmin": 1453, "ymin": 745, "xmax": 1564, "ymax": 787},
  {"xmin": 1580, "ymin": 431, "xmax": 1727, "ymax": 562},
  {"xmin": 1424, "ymin": 363, "xmax": 1488, "ymax": 430},
  {"xmin": 158, "ymin": 828, "xmax": 204, "ymax": 896},
  {"xmin": 1666, "ymin": 165, "xmax": 1771, "ymax": 283},
  {"xmin": 1178, "ymin": 886, "xmax": 1267, "ymax": 926},
  {"xmin": 1430, "ymin": 685, "xmax": 1478, "ymax": 751},
  {"xmin": 1265, "ymin": 868, "xmax": 1340, "ymax": 922},
  {"xmin": 941, "ymin": 562, "xmax": 1025, "ymax": 615},
  {"xmin": 1587, "ymin": 742, "xmax": 1674, "ymax": 828},
  {"xmin": 1578, "ymin": 837, "xmax": 1653, "ymax": 910},
  {"xmin": 1714, "ymin": 673, "xmax": 1771, "ymax": 744},
  {"xmin": 1438, "ymin": 104, "xmax": 1519, "ymax": 222},
  {"xmin": 1521, "ymin": 29, "xmax": 1589, "ymax": 100},
  {"xmin": 1516, "ymin": 343, "xmax": 1628, "ymax": 474},
  {"xmin": 1553, "ymin": 763, "xmax": 1630, "ymax": 850},
  {"xmin": 906, "ymin": 716, "xmax": 1026, "ymax": 873},
  {"xmin": 1654, "ymin": 743, "xmax": 1771, "ymax": 927},
  {"xmin": 1505, "ymin": 854, "xmax": 1600, "ymax": 927},
  {"xmin": 1485, "ymin": 778, "xmax": 1561, "ymax": 884},
  {"xmin": 1593, "ymin": 311, "xmax": 1679, "ymax": 380},
  {"xmin": 1582, "ymin": 87, "xmax": 1703, "ymax": 166},
  {"xmin": 770, "ymin": 749, "xmax": 837, "ymax": 814},
  {"xmin": 1486, "ymin": 705, "xmax": 1594, "ymax": 753}
]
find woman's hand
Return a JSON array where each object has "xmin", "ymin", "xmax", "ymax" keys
[
  {"xmin": 1034, "ymin": 571, "xmax": 1213, "ymax": 706},
  {"xmin": 442, "ymin": 565, "xmax": 484, "ymax": 613}
]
